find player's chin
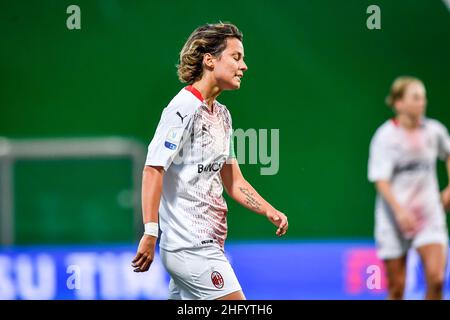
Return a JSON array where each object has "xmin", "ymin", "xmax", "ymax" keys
[
  {"xmin": 412, "ymin": 108, "xmax": 425, "ymax": 118},
  {"xmin": 222, "ymin": 78, "xmax": 242, "ymax": 90}
]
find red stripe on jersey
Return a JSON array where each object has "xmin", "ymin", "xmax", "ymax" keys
[
  {"xmin": 185, "ymin": 85, "xmax": 204, "ymax": 102},
  {"xmin": 391, "ymin": 118, "xmax": 399, "ymax": 126}
]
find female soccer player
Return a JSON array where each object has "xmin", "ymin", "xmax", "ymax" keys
[
  {"xmin": 131, "ymin": 22, "xmax": 288, "ymax": 300},
  {"xmin": 368, "ymin": 76, "xmax": 450, "ymax": 299}
]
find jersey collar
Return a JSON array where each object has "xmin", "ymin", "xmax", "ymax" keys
[
  {"xmin": 185, "ymin": 85, "xmax": 204, "ymax": 102},
  {"xmin": 391, "ymin": 117, "xmax": 425, "ymax": 128}
]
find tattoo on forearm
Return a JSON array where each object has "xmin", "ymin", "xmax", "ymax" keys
[{"xmin": 239, "ymin": 187, "xmax": 262, "ymax": 211}]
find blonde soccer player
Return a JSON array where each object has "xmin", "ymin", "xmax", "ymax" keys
[
  {"xmin": 368, "ymin": 76, "xmax": 450, "ymax": 299},
  {"xmin": 131, "ymin": 22, "xmax": 288, "ymax": 300}
]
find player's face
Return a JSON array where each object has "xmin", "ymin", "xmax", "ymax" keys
[
  {"xmin": 395, "ymin": 82, "xmax": 427, "ymax": 118},
  {"xmin": 213, "ymin": 38, "xmax": 248, "ymax": 90}
]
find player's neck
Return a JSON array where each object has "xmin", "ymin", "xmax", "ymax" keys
[
  {"xmin": 396, "ymin": 114, "xmax": 422, "ymax": 131},
  {"xmin": 192, "ymin": 78, "xmax": 221, "ymax": 110}
]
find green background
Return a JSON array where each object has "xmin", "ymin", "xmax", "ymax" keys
[{"xmin": 1, "ymin": 0, "xmax": 449, "ymax": 244}]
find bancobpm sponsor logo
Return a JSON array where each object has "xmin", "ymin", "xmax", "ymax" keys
[{"xmin": 198, "ymin": 162, "xmax": 223, "ymax": 173}]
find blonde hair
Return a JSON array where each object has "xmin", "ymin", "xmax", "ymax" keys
[
  {"xmin": 385, "ymin": 76, "xmax": 424, "ymax": 107},
  {"xmin": 177, "ymin": 22, "xmax": 243, "ymax": 84}
]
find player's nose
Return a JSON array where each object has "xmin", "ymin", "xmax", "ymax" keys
[{"xmin": 240, "ymin": 61, "xmax": 248, "ymax": 72}]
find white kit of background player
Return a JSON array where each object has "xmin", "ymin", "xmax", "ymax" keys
[{"xmin": 369, "ymin": 118, "xmax": 450, "ymax": 259}]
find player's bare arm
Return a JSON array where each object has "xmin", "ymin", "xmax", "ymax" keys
[
  {"xmin": 220, "ymin": 158, "xmax": 288, "ymax": 237},
  {"xmin": 132, "ymin": 165, "xmax": 164, "ymax": 272},
  {"xmin": 375, "ymin": 180, "xmax": 419, "ymax": 236},
  {"xmin": 441, "ymin": 156, "xmax": 450, "ymax": 211}
]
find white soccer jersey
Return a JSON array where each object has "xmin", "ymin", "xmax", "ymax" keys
[
  {"xmin": 368, "ymin": 118, "xmax": 450, "ymax": 236},
  {"xmin": 145, "ymin": 86, "xmax": 234, "ymax": 252}
]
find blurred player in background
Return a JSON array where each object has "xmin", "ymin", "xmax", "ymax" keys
[
  {"xmin": 131, "ymin": 22, "xmax": 288, "ymax": 300},
  {"xmin": 368, "ymin": 76, "xmax": 450, "ymax": 299}
]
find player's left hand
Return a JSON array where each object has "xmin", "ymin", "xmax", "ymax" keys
[
  {"xmin": 441, "ymin": 186, "xmax": 450, "ymax": 212},
  {"xmin": 266, "ymin": 208, "xmax": 288, "ymax": 237}
]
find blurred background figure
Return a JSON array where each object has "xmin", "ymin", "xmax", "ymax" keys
[{"xmin": 368, "ymin": 76, "xmax": 450, "ymax": 299}]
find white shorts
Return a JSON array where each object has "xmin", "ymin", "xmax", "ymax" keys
[
  {"xmin": 160, "ymin": 245, "xmax": 242, "ymax": 300},
  {"xmin": 375, "ymin": 221, "xmax": 449, "ymax": 260}
]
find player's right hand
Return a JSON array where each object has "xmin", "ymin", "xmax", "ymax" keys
[
  {"xmin": 441, "ymin": 185, "xmax": 450, "ymax": 212},
  {"xmin": 131, "ymin": 235, "xmax": 157, "ymax": 273},
  {"xmin": 394, "ymin": 208, "xmax": 419, "ymax": 238}
]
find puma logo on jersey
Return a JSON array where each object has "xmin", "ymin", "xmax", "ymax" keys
[{"xmin": 176, "ymin": 111, "xmax": 188, "ymax": 124}]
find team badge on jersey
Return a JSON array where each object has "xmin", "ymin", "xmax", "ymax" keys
[
  {"xmin": 164, "ymin": 127, "xmax": 182, "ymax": 150},
  {"xmin": 211, "ymin": 271, "xmax": 224, "ymax": 289}
]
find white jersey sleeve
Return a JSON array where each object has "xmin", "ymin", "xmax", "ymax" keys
[
  {"xmin": 434, "ymin": 120, "xmax": 450, "ymax": 161},
  {"xmin": 145, "ymin": 102, "xmax": 195, "ymax": 171},
  {"xmin": 368, "ymin": 127, "xmax": 395, "ymax": 182}
]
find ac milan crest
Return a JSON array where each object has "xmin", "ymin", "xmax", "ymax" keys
[{"xmin": 211, "ymin": 271, "xmax": 224, "ymax": 289}]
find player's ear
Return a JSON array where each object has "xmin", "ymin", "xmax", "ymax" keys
[
  {"xmin": 203, "ymin": 53, "xmax": 215, "ymax": 70},
  {"xmin": 393, "ymin": 99, "xmax": 402, "ymax": 113}
]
